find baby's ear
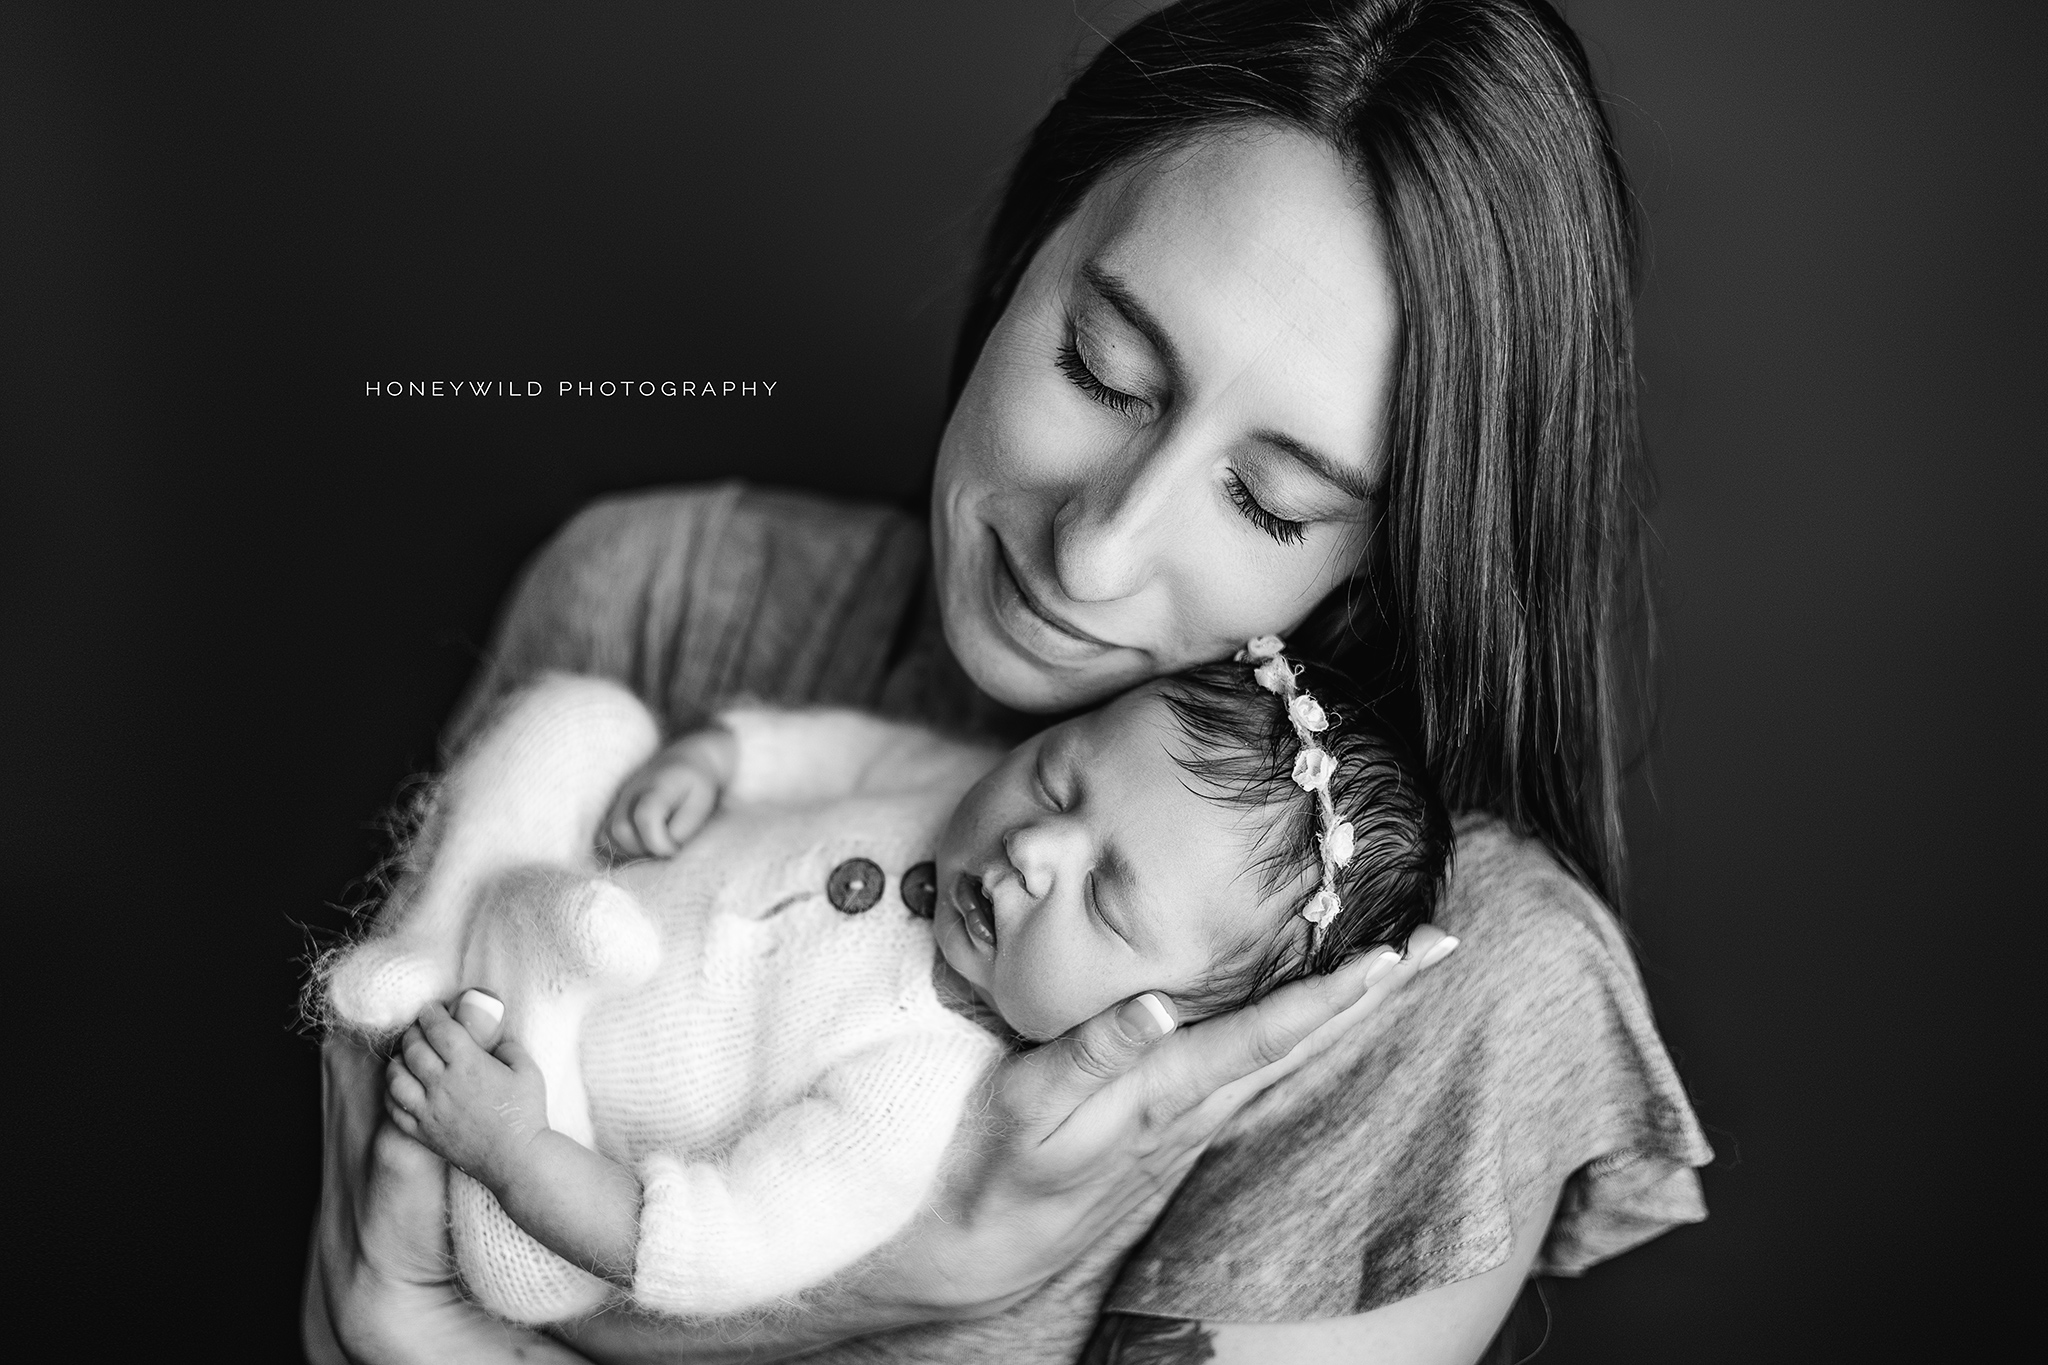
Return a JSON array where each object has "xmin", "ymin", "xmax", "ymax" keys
[{"xmin": 454, "ymin": 989, "xmax": 506, "ymax": 1050}]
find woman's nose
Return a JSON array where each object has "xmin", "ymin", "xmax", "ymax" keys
[{"xmin": 1048, "ymin": 439, "xmax": 1183, "ymax": 603}]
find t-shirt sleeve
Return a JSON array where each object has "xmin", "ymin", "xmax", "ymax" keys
[
  {"xmin": 1106, "ymin": 819, "xmax": 1713, "ymax": 1321},
  {"xmin": 440, "ymin": 482, "xmax": 927, "ymax": 761}
]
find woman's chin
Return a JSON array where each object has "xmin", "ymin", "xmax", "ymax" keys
[{"xmin": 942, "ymin": 606, "xmax": 1143, "ymax": 715}]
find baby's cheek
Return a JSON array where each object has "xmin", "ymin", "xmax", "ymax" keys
[
  {"xmin": 989, "ymin": 968, "xmax": 1081, "ymax": 1044},
  {"xmin": 998, "ymin": 970, "xmax": 1111, "ymax": 1043}
]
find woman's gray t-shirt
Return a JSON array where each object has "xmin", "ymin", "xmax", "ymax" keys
[{"xmin": 447, "ymin": 483, "xmax": 1712, "ymax": 1362}]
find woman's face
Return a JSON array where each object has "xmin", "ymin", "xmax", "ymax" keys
[{"xmin": 932, "ymin": 124, "xmax": 1399, "ymax": 713}]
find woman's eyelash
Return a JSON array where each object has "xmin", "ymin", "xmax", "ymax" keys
[
  {"xmin": 1224, "ymin": 471, "xmax": 1309, "ymax": 546},
  {"xmin": 1055, "ymin": 334, "xmax": 1146, "ymax": 418},
  {"xmin": 1055, "ymin": 322, "xmax": 1304, "ymax": 547}
]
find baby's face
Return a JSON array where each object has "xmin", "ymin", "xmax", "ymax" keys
[{"xmin": 933, "ymin": 682, "xmax": 1300, "ymax": 1040}]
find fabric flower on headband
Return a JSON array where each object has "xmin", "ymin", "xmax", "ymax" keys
[
  {"xmin": 1252, "ymin": 656, "xmax": 1293, "ymax": 695},
  {"xmin": 1234, "ymin": 634, "xmax": 1350, "ymax": 945},
  {"xmin": 1304, "ymin": 888, "xmax": 1344, "ymax": 926},
  {"xmin": 1292, "ymin": 747, "xmax": 1335, "ymax": 793}
]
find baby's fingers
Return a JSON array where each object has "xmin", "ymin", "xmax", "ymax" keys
[
  {"xmin": 604, "ymin": 793, "xmax": 649, "ymax": 859},
  {"xmin": 629, "ymin": 791, "xmax": 680, "ymax": 859},
  {"xmin": 384, "ymin": 1056, "xmax": 427, "ymax": 1133},
  {"xmin": 416, "ymin": 1000, "xmax": 485, "ymax": 1065},
  {"xmin": 494, "ymin": 1037, "xmax": 542, "ymax": 1084},
  {"xmin": 383, "ymin": 1091, "xmax": 422, "ymax": 1139},
  {"xmin": 399, "ymin": 1022, "xmax": 443, "ymax": 1081},
  {"xmin": 662, "ymin": 776, "xmax": 718, "ymax": 847}
]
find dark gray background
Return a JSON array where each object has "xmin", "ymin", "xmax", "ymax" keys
[{"xmin": 3, "ymin": 1, "xmax": 2035, "ymax": 1357}]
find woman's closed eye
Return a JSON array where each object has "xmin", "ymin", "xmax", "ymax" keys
[
  {"xmin": 1055, "ymin": 325, "xmax": 1147, "ymax": 419},
  {"xmin": 1224, "ymin": 470, "xmax": 1308, "ymax": 546},
  {"xmin": 1056, "ymin": 315, "xmax": 1315, "ymax": 547}
]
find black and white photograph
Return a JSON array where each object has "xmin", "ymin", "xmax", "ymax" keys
[{"xmin": 4, "ymin": 2, "xmax": 2033, "ymax": 1360}]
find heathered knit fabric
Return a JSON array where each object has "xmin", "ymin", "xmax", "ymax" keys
[
  {"xmin": 338, "ymin": 671, "xmax": 1009, "ymax": 1323},
  {"xmin": 586, "ymin": 705, "xmax": 1008, "ymax": 1317}
]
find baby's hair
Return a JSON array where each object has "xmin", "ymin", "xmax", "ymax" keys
[{"xmin": 1156, "ymin": 659, "xmax": 1453, "ymax": 1020}]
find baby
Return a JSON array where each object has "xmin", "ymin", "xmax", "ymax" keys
[{"xmin": 326, "ymin": 638, "xmax": 1450, "ymax": 1324}]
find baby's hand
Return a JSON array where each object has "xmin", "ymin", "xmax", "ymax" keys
[
  {"xmin": 602, "ymin": 726, "xmax": 737, "ymax": 859},
  {"xmin": 385, "ymin": 1000, "xmax": 549, "ymax": 1187}
]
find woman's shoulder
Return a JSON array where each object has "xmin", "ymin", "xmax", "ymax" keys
[
  {"xmin": 445, "ymin": 482, "xmax": 932, "ymax": 752},
  {"xmin": 1106, "ymin": 812, "xmax": 1713, "ymax": 1323},
  {"xmin": 1436, "ymin": 813, "xmax": 1650, "ymax": 1005},
  {"xmin": 543, "ymin": 480, "xmax": 924, "ymax": 584}
]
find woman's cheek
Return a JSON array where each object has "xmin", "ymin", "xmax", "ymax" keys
[{"xmin": 982, "ymin": 364, "xmax": 1102, "ymax": 489}]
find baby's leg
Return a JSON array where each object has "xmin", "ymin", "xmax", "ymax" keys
[
  {"xmin": 452, "ymin": 870, "xmax": 661, "ymax": 1324},
  {"xmin": 327, "ymin": 674, "xmax": 660, "ymax": 1034}
]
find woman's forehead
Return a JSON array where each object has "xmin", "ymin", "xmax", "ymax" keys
[{"xmin": 1059, "ymin": 125, "xmax": 1398, "ymax": 474}]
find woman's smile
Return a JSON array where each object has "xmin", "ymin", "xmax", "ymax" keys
[{"xmin": 984, "ymin": 527, "xmax": 1121, "ymax": 667}]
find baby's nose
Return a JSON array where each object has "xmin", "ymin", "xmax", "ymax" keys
[
  {"xmin": 1003, "ymin": 828, "xmax": 1058, "ymax": 901},
  {"xmin": 1018, "ymin": 862, "xmax": 1055, "ymax": 900}
]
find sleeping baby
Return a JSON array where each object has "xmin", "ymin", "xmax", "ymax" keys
[{"xmin": 320, "ymin": 637, "xmax": 1451, "ymax": 1324}]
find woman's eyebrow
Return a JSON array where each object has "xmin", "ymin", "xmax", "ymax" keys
[
  {"xmin": 1080, "ymin": 260, "xmax": 1187, "ymax": 392},
  {"xmin": 1085, "ymin": 260, "xmax": 1371, "ymax": 504},
  {"xmin": 1252, "ymin": 429, "xmax": 1376, "ymax": 502}
]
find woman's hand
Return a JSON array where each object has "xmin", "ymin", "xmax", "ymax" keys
[
  {"xmin": 303, "ymin": 996, "xmax": 592, "ymax": 1365},
  {"xmin": 876, "ymin": 924, "xmax": 1461, "ymax": 1317}
]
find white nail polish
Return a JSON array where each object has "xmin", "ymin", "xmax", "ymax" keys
[
  {"xmin": 1362, "ymin": 949, "xmax": 1403, "ymax": 986},
  {"xmin": 459, "ymin": 989, "xmax": 505, "ymax": 1023},
  {"xmin": 1419, "ymin": 936, "xmax": 1461, "ymax": 968},
  {"xmin": 1134, "ymin": 993, "xmax": 1176, "ymax": 1036}
]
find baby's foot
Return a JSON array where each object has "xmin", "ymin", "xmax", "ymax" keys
[{"xmin": 324, "ymin": 675, "xmax": 661, "ymax": 1035}]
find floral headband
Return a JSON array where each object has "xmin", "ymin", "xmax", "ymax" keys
[{"xmin": 1236, "ymin": 635, "xmax": 1354, "ymax": 945}]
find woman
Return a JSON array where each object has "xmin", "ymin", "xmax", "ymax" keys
[{"xmin": 306, "ymin": 1, "xmax": 1709, "ymax": 1360}]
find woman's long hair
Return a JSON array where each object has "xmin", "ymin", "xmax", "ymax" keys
[{"xmin": 948, "ymin": 0, "xmax": 1650, "ymax": 907}]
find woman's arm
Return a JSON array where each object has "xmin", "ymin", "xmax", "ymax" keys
[{"xmin": 1080, "ymin": 1184, "xmax": 1560, "ymax": 1365}]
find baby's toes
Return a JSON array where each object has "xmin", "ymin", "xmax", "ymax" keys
[{"xmin": 385, "ymin": 1057, "xmax": 428, "ymax": 1123}]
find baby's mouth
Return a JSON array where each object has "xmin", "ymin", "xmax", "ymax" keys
[{"xmin": 954, "ymin": 873, "xmax": 998, "ymax": 952}]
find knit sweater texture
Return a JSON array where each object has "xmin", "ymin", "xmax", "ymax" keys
[{"xmin": 328, "ymin": 675, "xmax": 1008, "ymax": 1323}]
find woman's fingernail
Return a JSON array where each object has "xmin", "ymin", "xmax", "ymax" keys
[
  {"xmin": 1120, "ymin": 993, "xmax": 1177, "ymax": 1039},
  {"xmin": 458, "ymin": 989, "xmax": 505, "ymax": 1024},
  {"xmin": 1361, "ymin": 949, "xmax": 1403, "ymax": 988},
  {"xmin": 1419, "ymin": 936, "xmax": 1461, "ymax": 969}
]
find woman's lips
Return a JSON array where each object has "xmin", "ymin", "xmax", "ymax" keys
[
  {"xmin": 954, "ymin": 872, "xmax": 998, "ymax": 953},
  {"xmin": 986, "ymin": 532, "xmax": 1120, "ymax": 664}
]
